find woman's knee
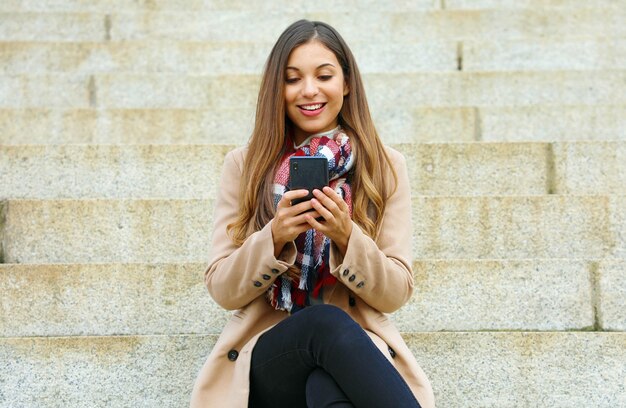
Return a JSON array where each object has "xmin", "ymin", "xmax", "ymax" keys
[
  {"xmin": 298, "ymin": 305, "xmax": 358, "ymax": 333},
  {"xmin": 295, "ymin": 305, "xmax": 367, "ymax": 350}
]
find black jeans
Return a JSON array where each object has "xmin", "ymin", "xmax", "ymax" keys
[{"xmin": 248, "ymin": 304, "xmax": 421, "ymax": 408}]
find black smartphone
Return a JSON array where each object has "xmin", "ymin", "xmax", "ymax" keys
[{"xmin": 289, "ymin": 156, "xmax": 329, "ymax": 206}]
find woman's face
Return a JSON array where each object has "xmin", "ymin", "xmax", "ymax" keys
[{"xmin": 284, "ymin": 41, "xmax": 349, "ymax": 145}]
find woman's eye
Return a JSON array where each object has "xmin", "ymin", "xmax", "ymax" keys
[
  {"xmin": 285, "ymin": 77, "xmax": 300, "ymax": 84},
  {"xmin": 319, "ymin": 75, "xmax": 333, "ymax": 81}
]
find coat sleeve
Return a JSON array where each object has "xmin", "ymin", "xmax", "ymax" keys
[
  {"xmin": 329, "ymin": 148, "xmax": 414, "ymax": 313},
  {"xmin": 204, "ymin": 148, "xmax": 297, "ymax": 310}
]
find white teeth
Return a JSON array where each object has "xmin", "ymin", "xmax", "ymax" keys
[{"xmin": 301, "ymin": 103, "xmax": 323, "ymax": 111}]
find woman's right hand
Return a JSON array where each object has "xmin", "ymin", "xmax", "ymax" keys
[{"xmin": 272, "ymin": 189, "xmax": 319, "ymax": 257}]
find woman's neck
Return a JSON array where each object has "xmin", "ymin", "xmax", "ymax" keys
[{"xmin": 292, "ymin": 126, "xmax": 342, "ymax": 148}]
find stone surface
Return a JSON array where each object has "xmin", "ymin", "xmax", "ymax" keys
[
  {"xmin": 0, "ymin": 108, "xmax": 254, "ymax": 145},
  {"xmin": 598, "ymin": 259, "xmax": 626, "ymax": 331},
  {"xmin": 0, "ymin": 334, "xmax": 217, "ymax": 408},
  {"xmin": 363, "ymin": 71, "xmax": 626, "ymax": 110},
  {"xmin": 3, "ymin": 9, "xmax": 626, "ymax": 45},
  {"xmin": 0, "ymin": 75, "xmax": 91, "ymax": 108},
  {"xmin": 479, "ymin": 105, "xmax": 626, "ymax": 142},
  {"xmin": 553, "ymin": 141, "xmax": 626, "ymax": 194},
  {"xmin": 2, "ymin": 196, "xmax": 624, "ymax": 263},
  {"xmin": 464, "ymin": 39, "xmax": 626, "ymax": 71},
  {"xmin": 0, "ymin": 41, "xmax": 456, "ymax": 75},
  {"xmin": 106, "ymin": 10, "xmax": 626, "ymax": 42},
  {"xmin": 0, "ymin": 41, "xmax": 271, "ymax": 75},
  {"xmin": 2, "ymin": 199, "xmax": 213, "ymax": 264},
  {"xmin": 0, "ymin": 0, "xmax": 441, "ymax": 12},
  {"xmin": 0, "ymin": 201, "xmax": 5, "ymax": 263},
  {"xmin": 397, "ymin": 142, "xmax": 549, "ymax": 195},
  {"xmin": 0, "ymin": 263, "xmax": 226, "ymax": 337},
  {"xmin": 377, "ymin": 107, "xmax": 477, "ymax": 143},
  {"xmin": 0, "ymin": 144, "xmax": 232, "ymax": 199},
  {"xmin": 609, "ymin": 196, "xmax": 626, "ymax": 259},
  {"xmin": 0, "ymin": 12, "xmax": 106, "ymax": 41},
  {"xmin": 352, "ymin": 41, "xmax": 458, "ymax": 73},
  {"xmin": 394, "ymin": 259, "xmax": 594, "ymax": 331},
  {"xmin": 412, "ymin": 195, "xmax": 623, "ymax": 259},
  {"xmin": 0, "ymin": 333, "xmax": 624, "ymax": 407},
  {"xmin": 445, "ymin": 0, "xmax": 623, "ymax": 9},
  {"xmin": 408, "ymin": 332, "xmax": 626, "ymax": 407},
  {"xmin": 95, "ymin": 74, "xmax": 259, "ymax": 109}
]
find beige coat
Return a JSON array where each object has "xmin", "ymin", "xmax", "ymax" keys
[{"xmin": 190, "ymin": 145, "xmax": 435, "ymax": 408}]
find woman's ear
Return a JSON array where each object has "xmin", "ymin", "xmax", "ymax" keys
[{"xmin": 343, "ymin": 81, "xmax": 350, "ymax": 96}]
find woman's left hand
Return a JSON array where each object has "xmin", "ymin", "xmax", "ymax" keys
[{"xmin": 305, "ymin": 186, "xmax": 353, "ymax": 255}]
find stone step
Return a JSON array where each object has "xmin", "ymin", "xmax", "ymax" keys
[
  {"xmin": 445, "ymin": 0, "xmax": 623, "ymax": 9},
  {"xmin": 0, "ymin": 40, "xmax": 457, "ymax": 75},
  {"xmin": 463, "ymin": 38, "xmax": 626, "ymax": 71},
  {"xmin": 476, "ymin": 105, "xmax": 626, "ymax": 142},
  {"xmin": 3, "ymin": 71, "xmax": 626, "ymax": 109},
  {"xmin": 0, "ymin": 263, "xmax": 223, "ymax": 337},
  {"xmin": 1, "ymin": 0, "xmax": 621, "ymax": 12},
  {"xmin": 2, "ymin": 9, "xmax": 626, "ymax": 43},
  {"xmin": 0, "ymin": 332, "xmax": 624, "ymax": 407},
  {"xmin": 0, "ymin": 12, "xmax": 107, "ymax": 42},
  {"xmin": 1, "ymin": 196, "xmax": 623, "ymax": 263},
  {"xmin": 0, "ymin": 107, "xmax": 255, "ymax": 145},
  {"xmin": 2, "ymin": 105, "xmax": 626, "ymax": 145},
  {"xmin": 3, "ymin": 259, "xmax": 620, "ymax": 337},
  {"xmin": 6, "ymin": 39, "xmax": 626, "ymax": 75},
  {"xmin": 1, "ymin": 142, "xmax": 624, "ymax": 199},
  {"xmin": 0, "ymin": 0, "xmax": 441, "ymax": 13},
  {"xmin": 4, "ymin": 39, "xmax": 626, "ymax": 76}
]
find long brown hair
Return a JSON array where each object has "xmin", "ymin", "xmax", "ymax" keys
[{"xmin": 228, "ymin": 19, "xmax": 397, "ymax": 245}]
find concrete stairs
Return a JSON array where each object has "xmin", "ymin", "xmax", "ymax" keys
[{"xmin": 1, "ymin": 1, "xmax": 625, "ymax": 407}]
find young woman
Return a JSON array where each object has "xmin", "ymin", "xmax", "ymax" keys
[{"xmin": 190, "ymin": 19, "xmax": 434, "ymax": 408}]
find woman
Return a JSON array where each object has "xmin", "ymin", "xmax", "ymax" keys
[{"xmin": 191, "ymin": 19, "xmax": 435, "ymax": 408}]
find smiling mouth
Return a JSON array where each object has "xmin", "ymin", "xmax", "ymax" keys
[
  {"xmin": 298, "ymin": 103, "xmax": 326, "ymax": 111},
  {"xmin": 297, "ymin": 103, "xmax": 327, "ymax": 117}
]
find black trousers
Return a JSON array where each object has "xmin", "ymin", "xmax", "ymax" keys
[{"xmin": 248, "ymin": 304, "xmax": 422, "ymax": 408}]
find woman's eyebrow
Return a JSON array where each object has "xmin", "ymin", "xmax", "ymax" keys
[{"xmin": 286, "ymin": 63, "xmax": 337, "ymax": 71}]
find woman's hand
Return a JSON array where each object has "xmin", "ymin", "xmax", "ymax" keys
[
  {"xmin": 271, "ymin": 189, "xmax": 320, "ymax": 258},
  {"xmin": 306, "ymin": 186, "xmax": 353, "ymax": 255}
]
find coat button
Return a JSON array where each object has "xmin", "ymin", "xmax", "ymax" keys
[
  {"xmin": 253, "ymin": 281, "xmax": 262, "ymax": 287},
  {"xmin": 262, "ymin": 274, "xmax": 271, "ymax": 280},
  {"xmin": 271, "ymin": 268, "xmax": 279, "ymax": 274},
  {"xmin": 356, "ymin": 281, "xmax": 365, "ymax": 288},
  {"xmin": 227, "ymin": 350, "xmax": 239, "ymax": 361},
  {"xmin": 342, "ymin": 268, "xmax": 349, "ymax": 276},
  {"xmin": 388, "ymin": 347, "xmax": 396, "ymax": 359},
  {"xmin": 349, "ymin": 296, "xmax": 356, "ymax": 307},
  {"xmin": 348, "ymin": 274, "xmax": 356, "ymax": 282}
]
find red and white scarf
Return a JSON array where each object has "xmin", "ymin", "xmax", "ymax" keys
[{"xmin": 269, "ymin": 127, "xmax": 354, "ymax": 313}]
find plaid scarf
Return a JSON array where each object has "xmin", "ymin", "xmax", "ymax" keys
[{"xmin": 269, "ymin": 127, "xmax": 354, "ymax": 313}]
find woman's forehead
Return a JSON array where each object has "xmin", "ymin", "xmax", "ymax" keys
[{"xmin": 286, "ymin": 43, "xmax": 340, "ymax": 73}]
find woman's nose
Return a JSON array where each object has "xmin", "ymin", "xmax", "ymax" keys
[{"xmin": 301, "ymin": 78, "xmax": 319, "ymax": 97}]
